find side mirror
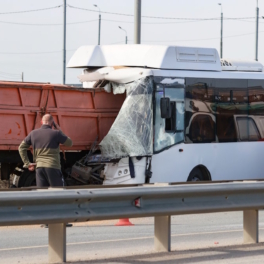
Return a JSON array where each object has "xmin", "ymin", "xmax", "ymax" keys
[{"xmin": 160, "ymin": 97, "xmax": 171, "ymax": 118}]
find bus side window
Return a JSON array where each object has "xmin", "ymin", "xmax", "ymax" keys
[
  {"xmin": 185, "ymin": 78, "xmax": 215, "ymax": 144},
  {"xmin": 248, "ymin": 80, "xmax": 264, "ymax": 139},
  {"xmin": 215, "ymin": 86, "xmax": 248, "ymax": 143},
  {"xmin": 189, "ymin": 114, "xmax": 215, "ymax": 143},
  {"xmin": 216, "ymin": 115, "xmax": 237, "ymax": 142}
]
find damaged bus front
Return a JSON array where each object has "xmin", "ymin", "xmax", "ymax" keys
[
  {"xmin": 70, "ymin": 69, "xmax": 153, "ymax": 185},
  {"xmin": 69, "ymin": 66, "xmax": 185, "ymax": 185},
  {"xmin": 65, "ymin": 44, "xmax": 189, "ymax": 185}
]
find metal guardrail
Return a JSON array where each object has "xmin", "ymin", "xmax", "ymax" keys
[{"xmin": 0, "ymin": 181, "xmax": 263, "ymax": 263}]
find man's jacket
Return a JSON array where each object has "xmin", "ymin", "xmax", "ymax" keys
[{"xmin": 19, "ymin": 125, "xmax": 72, "ymax": 169}]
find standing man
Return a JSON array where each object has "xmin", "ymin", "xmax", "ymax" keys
[{"xmin": 19, "ymin": 114, "xmax": 72, "ymax": 187}]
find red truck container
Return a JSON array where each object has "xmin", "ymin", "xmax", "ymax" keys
[{"xmin": 0, "ymin": 81, "xmax": 125, "ymax": 186}]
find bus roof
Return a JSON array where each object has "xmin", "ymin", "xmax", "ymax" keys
[{"xmin": 67, "ymin": 45, "xmax": 222, "ymax": 72}]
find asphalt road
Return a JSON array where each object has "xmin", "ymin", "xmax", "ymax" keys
[{"xmin": 1, "ymin": 212, "xmax": 264, "ymax": 264}]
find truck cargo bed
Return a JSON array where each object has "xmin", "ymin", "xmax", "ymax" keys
[{"xmin": 0, "ymin": 81, "xmax": 125, "ymax": 151}]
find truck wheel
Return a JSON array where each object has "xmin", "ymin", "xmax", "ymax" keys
[{"xmin": 18, "ymin": 170, "xmax": 36, "ymax": 187}]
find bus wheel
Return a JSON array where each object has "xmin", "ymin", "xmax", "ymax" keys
[{"xmin": 187, "ymin": 167, "xmax": 204, "ymax": 182}]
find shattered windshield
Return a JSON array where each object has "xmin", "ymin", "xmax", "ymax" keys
[{"xmin": 99, "ymin": 77, "xmax": 153, "ymax": 158}]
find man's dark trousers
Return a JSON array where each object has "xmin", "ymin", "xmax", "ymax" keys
[{"xmin": 36, "ymin": 167, "xmax": 64, "ymax": 187}]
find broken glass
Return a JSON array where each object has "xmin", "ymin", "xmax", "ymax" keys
[{"xmin": 99, "ymin": 77, "xmax": 153, "ymax": 158}]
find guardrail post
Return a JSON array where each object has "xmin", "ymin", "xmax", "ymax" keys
[
  {"xmin": 49, "ymin": 223, "xmax": 66, "ymax": 263},
  {"xmin": 243, "ymin": 210, "xmax": 259, "ymax": 244},
  {"xmin": 154, "ymin": 215, "xmax": 171, "ymax": 252}
]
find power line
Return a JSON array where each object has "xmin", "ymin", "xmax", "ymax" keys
[
  {"xmin": 2, "ymin": 3, "xmax": 254, "ymax": 21},
  {"xmin": 103, "ymin": 19, "xmax": 206, "ymax": 24},
  {"xmin": 0, "ymin": 30, "xmax": 263, "ymax": 55},
  {"xmin": 0, "ymin": 51, "xmax": 61, "ymax": 55},
  {"xmin": 232, "ymin": 18, "xmax": 264, "ymax": 24},
  {"xmin": 0, "ymin": 5, "xmax": 62, "ymax": 15},
  {"xmin": 63, "ymin": 19, "xmax": 98, "ymax": 25},
  {"xmin": 0, "ymin": 49, "xmax": 76, "ymax": 55},
  {"xmin": 1, "ymin": 17, "xmax": 263, "ymax": 26},
  {"xmin": 103, "ymin": 18, "xmax": 264, "ymax": 24},
  {"xmin": 68, "ymin": 4, "xmax": 255, "ymax": 21},
  {"xmin": 142, "ymin": 31, "xmax": 264, "ymax": 43},
  {"xmin": 0, "ymin": 19, "xmax": 98, "ymax": 26},
  {"xmin": 0, "ymin": 12, "xmax": 261, "ymax": 26},
  {"xmin": 0, "ymin": 18, "xmax": 199, "ymax": 26}
]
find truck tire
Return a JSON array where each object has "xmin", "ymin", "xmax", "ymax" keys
[{"xmin": 18, "ymin": 170, "xmax": 36, "ymax": 187}]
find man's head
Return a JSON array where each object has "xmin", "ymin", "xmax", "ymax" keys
[{"xmin": 42, "ymin": 114, "xmax": 53, "ymax": 126}]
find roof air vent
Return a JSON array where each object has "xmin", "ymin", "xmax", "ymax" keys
[{"xmin": 176, "ymin": 47, "xmax": 217, "ymax": 63}]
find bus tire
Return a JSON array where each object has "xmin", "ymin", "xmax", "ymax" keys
[
  {"xmin": 187, "ymin": 167, "xmax": 204, "ymax": 181},
  {"xmin": 187, "ymin": 166, "xmax": 211, "ymax": 182}
]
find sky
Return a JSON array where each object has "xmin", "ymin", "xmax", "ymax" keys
[{"xmin": 0, "ymin": 0, "xmax": 264, "ymax": 84}]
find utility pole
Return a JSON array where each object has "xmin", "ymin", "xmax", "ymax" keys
[
  {"xmin": 62, "ymin": 0, "xmax": 66, "ymax": 84},
  {"xmin": 218, "ymin": 3, "xmax": 223, "ymax": 58},
  {"xmin": 134, "ymin": 0, "xmax": 141, "ymax": 44},
  {"xmin": 94, "ymin": 5, "xmax": 101, "ymax": 45},
  {"xmin": 99, "ymin": 13, "xmax": 101, "ymax": 45},
  {"xmin": 21, "ymin": 72, "xmax": 24, "ymax": 82},
  {"xmin": 255, "ymin": 0, "xmax": 259, "ymax": 61}
]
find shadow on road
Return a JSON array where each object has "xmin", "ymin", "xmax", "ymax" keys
[{"xmin": 68, "ymin": 242, "xmax": 264, "ymax": 264}]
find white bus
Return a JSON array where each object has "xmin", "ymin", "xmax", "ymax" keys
[{"xmin": 68, "ymin": 45, "xmax": 264, "ymax": 184}]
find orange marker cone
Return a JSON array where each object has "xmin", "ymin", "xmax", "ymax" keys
[{"xmin": 115, "ymin": 218, "xmax": 134, "ymax": 226}]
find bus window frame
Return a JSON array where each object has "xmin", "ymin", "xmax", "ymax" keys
[{"xmin": 153, "ymin": 77, "xmax": 185, "ymax": 154}]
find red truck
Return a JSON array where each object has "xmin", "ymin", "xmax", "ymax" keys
[{"xmin": 0, "ymin": 81, "xmax": 125, "ymax": 187}]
